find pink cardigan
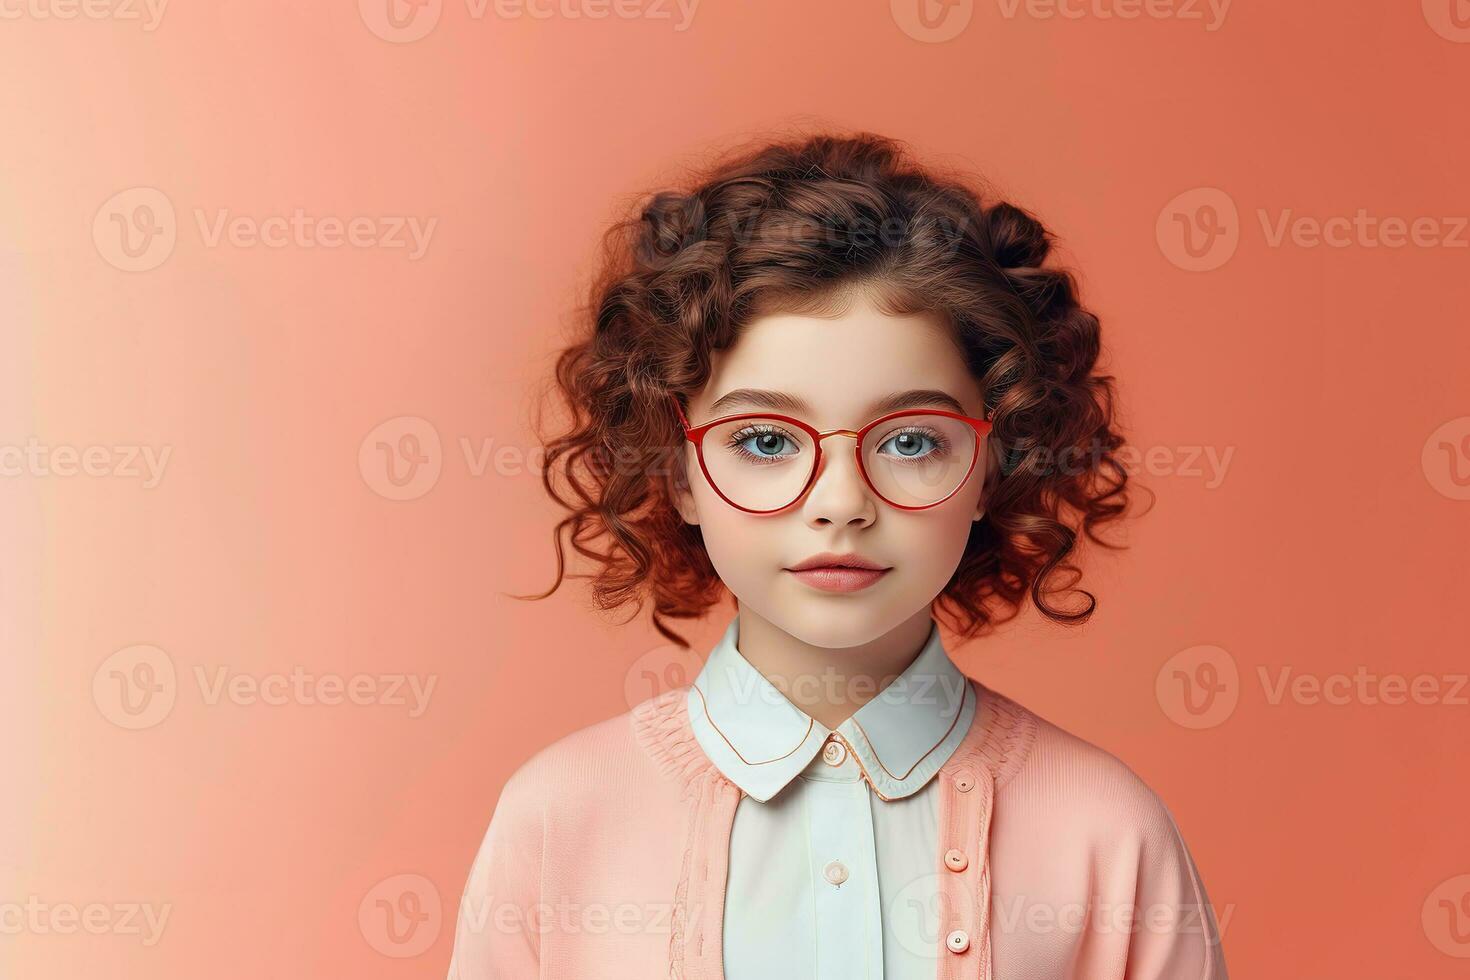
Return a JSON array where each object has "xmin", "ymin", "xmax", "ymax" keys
[{"xmin": 447, "ymin": 682, "xmax": 1228, "ymax": 979}]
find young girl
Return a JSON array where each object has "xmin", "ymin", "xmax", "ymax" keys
[{"xmin": 448, "ymin": 132, "xmax": 1227, "ymax": 979}]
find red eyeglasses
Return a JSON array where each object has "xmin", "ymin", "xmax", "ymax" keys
[{"xmin": 670, "ymin": 393, "xmax": 993, "ymax": 514}]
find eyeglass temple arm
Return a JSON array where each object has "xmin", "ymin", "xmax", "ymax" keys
[{"xmin": 670, "ymin": 394, "xmax": 692, "ymax": 434}]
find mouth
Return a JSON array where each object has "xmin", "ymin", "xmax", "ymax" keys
[{"xmin": 784, "ymin": 553, "xmax": 893, "ymax": 594}]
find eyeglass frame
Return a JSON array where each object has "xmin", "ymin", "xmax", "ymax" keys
[{"xmin": 669, "ymin": 393, "xmax": 994, "ymax": 514}]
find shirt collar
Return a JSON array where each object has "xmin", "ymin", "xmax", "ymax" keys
[{"xmin": 686, "ymin": 612, "xmax": 976, "ymax": 803}]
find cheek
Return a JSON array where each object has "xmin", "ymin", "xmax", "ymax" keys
[
  {"xmin": 694, "ymin": 510, "xmax": 783, "ymax": 593},
  {"xmin": 690, "ymin": 479, "xmax": 767, "ymax": 558},
  {"xmin": 895, "ymin": 502, "xmax": 977, "ymax": 578}
]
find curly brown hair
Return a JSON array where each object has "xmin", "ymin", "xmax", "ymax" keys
[{"xmin": 510, "ymin": 129, "xmax": 1136, "ymax": 648}]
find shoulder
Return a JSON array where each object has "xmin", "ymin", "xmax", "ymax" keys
[
  {"xmin": 988, "ymin": 687, "xmax": 1193, "ymax": 853},
  {"xmin": 482, "ymin": 686, "xmax": 701, "ymax": 831},
  {"xmin": 984, "ymin": 690, "xmax": 1229, "ymax": 975},
  {"xmin": 489, "ymin": 701, "xmax": 651, "ymax": 816}
]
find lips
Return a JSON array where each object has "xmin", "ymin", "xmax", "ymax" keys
[
  {"xmin": 786, "ymin": 552, "xmax": 889, "ymax": 572},
  {"xmin": 784, "ymin": 552, "xmax": 892, "ymax": 593},
  {"xmin": 786, "ymin": 566, "xmax": 890, "ymax": 593}
]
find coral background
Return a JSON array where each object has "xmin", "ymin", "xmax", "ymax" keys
[{"xmin": 3, "ymin": 1, "xmax": 1469, "ymax": 977}]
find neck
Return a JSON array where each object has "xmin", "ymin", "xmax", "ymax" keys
[{"xmin": 731, "ymin": 602, "xmax": 936, "ymax": 730}]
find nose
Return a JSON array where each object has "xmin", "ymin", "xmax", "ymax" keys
[{"xmin": 799, "ymin": 439, "xmax": 877, "ymax": 527}]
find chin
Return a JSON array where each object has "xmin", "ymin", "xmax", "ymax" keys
[{"xmin": 761, "ymin": 593, "xmax": 918, "ymax": 650}]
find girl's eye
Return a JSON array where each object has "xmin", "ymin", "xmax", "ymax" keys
[
  {"xmin": 726, "ymin": 426, "xmax": 801, "ymax": 460},
  {"xmin": 877, "ymin": 428, "xmax": 946, "ymax": 460}
]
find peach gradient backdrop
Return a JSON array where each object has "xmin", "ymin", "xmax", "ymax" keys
[{"xmin": 4, "ymin": 1, "xmax": 1469, "ymax": 977}]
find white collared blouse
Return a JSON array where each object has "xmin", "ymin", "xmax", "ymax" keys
[{"xmin": 686, "ymin": 612, "xmax": 978, "ymax": 979}]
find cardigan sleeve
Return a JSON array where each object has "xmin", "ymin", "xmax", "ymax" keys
[
  {"xmin": 1122, "ymin": 795, "xmax": 1229, "ymax": 980},
  {"xmin": 981, "ymin": 703, "xmax": 1229, "ymax": 978},
  {"xmin": 447, "ymin": 762, "xmax": 545, "ymax": 980}
]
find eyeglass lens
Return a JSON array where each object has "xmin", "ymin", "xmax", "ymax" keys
[{"xmin": 699, "ymin": 414, "xmax": 978, "ymax": 510}]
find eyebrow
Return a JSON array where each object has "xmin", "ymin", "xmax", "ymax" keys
[{"xmin": 706, "ymin": 387, "xmax": 970, "ymax": 419}]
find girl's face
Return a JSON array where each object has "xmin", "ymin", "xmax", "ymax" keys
[{"xmin": 673, "ymin": 289, "xmax": 991, "ymax": 649}]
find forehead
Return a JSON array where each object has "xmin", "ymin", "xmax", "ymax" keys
[{"xmin": 700, "ymin": 299, "xmax": 983, "ymax": 422}]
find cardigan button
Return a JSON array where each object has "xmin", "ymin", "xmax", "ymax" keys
[
  {"xmin": 953, "ymin": 768, "xmax": 976, "ymax": 792},
  {"xmin": 944, "ymin": 848, "xmax": 968, "ymax": 872},
  {"xmin": 946, "ymin": 928, "xmax": 970, "ymax": 953}
]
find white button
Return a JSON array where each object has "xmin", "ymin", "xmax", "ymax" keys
[
  {"xmin": 946, "ymin": 928, "xmax": 970, "ymax": 953},
  {"xmin": 821, "ymin": 739, "xmax": 847, "ymax": 766},
  {"xmin": 823, "ymin": 860, "xmax": 849, "ymax": 886}
]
